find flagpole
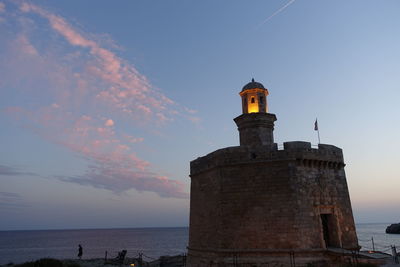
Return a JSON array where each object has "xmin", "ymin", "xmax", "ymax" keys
[{"xmin": 314, "ymin": 118, "xmax": 320, "ymax": 145}]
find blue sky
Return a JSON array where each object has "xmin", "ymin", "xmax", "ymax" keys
[{"xmin": 0, "ymin": 0, "xmax": 399, "ymax": 230}]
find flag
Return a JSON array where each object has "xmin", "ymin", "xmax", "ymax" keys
[{"xmin": 314, "ymin": 119, "xmax": 318, "ymax": 131}]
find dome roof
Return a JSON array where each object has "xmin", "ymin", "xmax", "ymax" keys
[{"xmin": 242, "ymin": 78, "xmax": 266, "ymax": 91}]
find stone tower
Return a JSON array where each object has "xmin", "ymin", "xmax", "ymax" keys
[{"xmin": 187, "ymin": 79, "xmax": 359, "ymax": 267}]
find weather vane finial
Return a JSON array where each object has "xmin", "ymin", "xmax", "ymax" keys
[{"xmin": 251, "ymin": 78, "xmax": 255, "ymax": 82}]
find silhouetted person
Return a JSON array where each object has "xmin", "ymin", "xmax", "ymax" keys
[{"xmin": 78, "ymin": 244, "xmax": 83, "ymax": 259}]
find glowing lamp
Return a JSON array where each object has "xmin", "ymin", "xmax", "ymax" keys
[
  {"xmin": 239, "ymin": 78, "xmax": 269, "ymax": 114},
  {"xmin": 248, "ymin": 103, "xmax": 259, "ymax": 113}
]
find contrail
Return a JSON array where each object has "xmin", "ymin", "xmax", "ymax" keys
[{"xmin": 257, "ymin": 0, "xmax": 296, "ymax": 28}]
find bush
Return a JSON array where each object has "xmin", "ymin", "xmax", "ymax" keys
[
  {"xmin": 34, "ymin": 258, "xmax": 63, "ymax": 267},
  {"xmin": 14, "ymin": 258, "xmax": 64, "ymax": 267},
  {"xmin": 14, "ymin": 261, "xmax": 34, "ymax": 267}
]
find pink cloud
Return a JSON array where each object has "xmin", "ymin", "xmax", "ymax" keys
[
  {"xmin": 184, "ymin": 107, "xmax": 198, "ymax": 114},
  {"xmin": 19, "ymin": 2, "xmax": 178, "ymax": 123},
  {"xmin": 15, "ymin": 34, "xmax": 38, "ymax": 55},
  {"xmin": 187, "ymin": 116, "xmax": 201, "ymax": 124},
  {"xmin": 5, "ymin": 98, "xmax": 188, "ymax": 198},
  {"xmin": 58, "ymin": 165, "xmax": 188, "ymax": 198},
  {"xmin": 0, "ymin": 2, "xmax": 5, "ymax": 13},
  {"xmin": 130, "ymin": 137, "xmax": 144, "ymax": 143},
  {"xmin": 51, "ymin": 116, "xmax": 188, "ymax": 197},
  {"xmin": 104, "ymin": 119, "xmax": 114, "ymax": 127},
  {"xmin": 124, "ymin": 134, "xmax": 144, "ymax": 144},
  {"xmin": 4, "ymin": 106, "xmax": 24, "ymax": 116},
  {"xmin": 0, "ymin": 2, "xmax": 189, "ymax": 199}
]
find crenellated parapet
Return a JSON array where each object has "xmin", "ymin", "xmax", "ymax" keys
[
  {"xmin": 190, "ymin": 142, "xmax": 345, "ymax": 177},
  {"xmin": 283, "ymin": 142, "xmax": 345, "ymax": 170}
]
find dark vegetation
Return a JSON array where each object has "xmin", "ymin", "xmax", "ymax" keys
[{"xmin": 13, "ymin": 258, "xmax": 80, "ymax": 267}]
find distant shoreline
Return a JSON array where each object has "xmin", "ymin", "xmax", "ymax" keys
[
  {"xmin": 0, "ymin": 226, "xmax": 189, "ymax": 232},
  {"xmin": 0, "ymin": 222, "xmax": 395, "ymax": 232}
]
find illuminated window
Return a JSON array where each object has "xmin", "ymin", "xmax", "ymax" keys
[{"xmin": 251, "ymin": 97, "xmax": 255, "ymax": 103}]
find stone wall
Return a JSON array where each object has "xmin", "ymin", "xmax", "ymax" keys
[{"xmin": 188, "ymin": 142, "xmax": 358, "ymax": 266}]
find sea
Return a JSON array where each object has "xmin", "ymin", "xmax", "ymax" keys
[{"xmin": 1, "ymin": 224, "xmax": 400, "ymax": 265}]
